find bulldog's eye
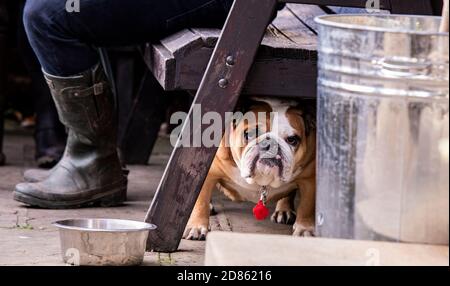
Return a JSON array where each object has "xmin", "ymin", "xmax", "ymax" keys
[
  {"xmin": 286, "ymin": 135, "xmax": 300, "ymax": 146},
  {"xmin": 244, "ymin": 127, "xmax": 259, "ymax": 141}
]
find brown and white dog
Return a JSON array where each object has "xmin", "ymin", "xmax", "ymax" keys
[{"xmin": 183, "ymin": 98, "xmax": 316, "ymax": 240}]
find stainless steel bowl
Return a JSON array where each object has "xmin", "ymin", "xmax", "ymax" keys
[{"xmin": 53, "ymin": 218, "xmax": 156, "ymax": 266}]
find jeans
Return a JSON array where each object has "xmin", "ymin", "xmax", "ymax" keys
[{"xmin": 23, "ymin": 0, "xmax": 234, "ymax": 77}]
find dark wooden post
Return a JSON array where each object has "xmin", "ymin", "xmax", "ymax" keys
[
  {"xmin": 0, "ymin": 0, "xmax": 8, "ymax": 166},
  {"xmin": 145, "ymin": 0, "xmax": 278, "ymax": 252},
  {"xmin": 119, "ymin": 69, "xmax": 167, "ymax": 164},
  {"xmin": 389, "ymin": 0, "xmax": 434, "ymax": 14}
]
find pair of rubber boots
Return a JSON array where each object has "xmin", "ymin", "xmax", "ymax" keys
[{"xmin": 13, "ymin": 64, "xmax": 128, "ymax": 209}]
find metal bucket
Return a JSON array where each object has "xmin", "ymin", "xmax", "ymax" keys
[{"xmin": 315, "ymin": 14, "xmax": 449, "ymax": 245}]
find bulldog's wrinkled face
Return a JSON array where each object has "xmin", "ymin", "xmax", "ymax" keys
[{"xmin": 229, "ymin": 99, "xmax": 315, "ymax": 188}]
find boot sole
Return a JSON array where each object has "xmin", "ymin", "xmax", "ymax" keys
[{"xmin": 13, "ymin": 184, "xmax": 127, "ymax": 209}]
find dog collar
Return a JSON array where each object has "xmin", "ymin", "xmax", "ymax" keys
[{"xmin": 253, "ymin": 186, "xmax": 270, "ymax": 220}]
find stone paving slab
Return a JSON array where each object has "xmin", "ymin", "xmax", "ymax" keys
[{"xmin": 205, "ymin": 232, "xmax": 450, "ymax": 266}]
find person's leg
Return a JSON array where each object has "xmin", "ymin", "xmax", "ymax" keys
[
  {"xmin": 23, "ymin": 0, "xmax": 233, "ymax": 77},
  {"xmin": 17, "ymin": 0, "xmax": 66, "ymax": 168},
  {"xmin": 14, "ymin": 0, "xmax": 233, "ymax": 208},
  {"xmin": 13, "ymin": 59, "xmax": 128, "ymax": 208}
]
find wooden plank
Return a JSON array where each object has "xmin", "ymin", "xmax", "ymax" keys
[
  {"xmin": 244, "ymin": 58, "xmax": 317, "ymax": 97},
  {"xmin": 160, "ymin": 29, "xmax": 204, "ymax": 58},
  {"xmin": 145, "ymin": 0, "xmax": 278, "ymax": 252},
  {"xmin": 286, "ymin": 3, "xmax": 328, "ymax": 32},
  {"xmin": 270, "ymin": 7, "xmax": 316, "ymax": 45},
  {"xmin": 320, "ymin": 0, "xmax": 433, "ymax": 14},
  {"xmin": 282, "ymin": 0, "xmax": 436, "ymax": 15},
  {"xmin": 279, "ymin": 0, "xmax": 391, "ymax": 10},
  {"xmin": 143, "ymin": 42, "xmax": 176, "ymax": 90},
  {"xmin": 174, "ymin": 51, "xmax": 317, "ymax": 98},
  {"xmin": 325, "ymin": 6, "xmax": 387, "ymax": 14},
  {"xmin": 190, "ymin": 28, "xmax": 220, "ymax": 48},
  {"xmin": 175, "ymin": 47, "xmax": 216, "ymax": 91}
]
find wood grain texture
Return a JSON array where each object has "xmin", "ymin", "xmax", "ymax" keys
[
  {"xmin": 145, "ymin": 0, "xmax": 278, "ymax": 252},
  {"xmin": 144, "ymin": 4, "xmax": 324, "ymax": 97},
  {"xmin": 286, "ymin": 3, "xmax": 327, "ymax": 32},
  {"xmin": 143, "ymin": 43, "xmax": 176, "ymax": 90},
  {"xmin": 279, "ymin": 0, "xmax": 391, "ymax": 10},
  {"xmin": 281, "ymin": 0, "xmax": 434, "ymax": 14}
]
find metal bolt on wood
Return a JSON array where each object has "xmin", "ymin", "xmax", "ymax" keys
[
  {"xmin": 218, "ymin": 78, "xmax": 229, "ymax": 88},
  {"xmin": 226, "ymin": 56, "xmax": 236, "ymax": 66}
]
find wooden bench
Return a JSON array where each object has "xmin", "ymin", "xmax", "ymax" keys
[
  {"xmin": 143, "ymin": 4, "xmax": 325, "ymax": 98},
  {"xmin": 139, "ymin": 0, "xmax": 436, "ymax": 252}
]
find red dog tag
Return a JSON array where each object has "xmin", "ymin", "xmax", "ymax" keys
[{"xmin": 253, "ymin": 200, "xmax": 269, "ymax": 220}]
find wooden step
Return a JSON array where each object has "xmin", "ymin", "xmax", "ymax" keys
[{"xmin": 205, "ymin": 232, "xmax": 449, "ymax": 266}]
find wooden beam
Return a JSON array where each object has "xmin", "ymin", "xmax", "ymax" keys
[
  {"xmin": 280, "ymin": 0, "xmax": 433, "ymax": 15},
  {"xmin": 145, "ymin": 0, "xmax": 278, "ymax": 252},
  {"xmin": 145, "ymin": 25, "xmax": 317, "ymax": 94},
  {"xmin": 174, "ymin": 52, "xmax": 318, "ymax": 98},
  {"xmin": 389, "ymin": 0, "xmax": 434, "ymax": 14},
  {"xmin": 278, "ymin": 0, "xmax": 391, "ymax": 10}
]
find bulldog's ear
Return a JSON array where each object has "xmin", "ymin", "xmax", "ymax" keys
[{"xmin": 297, "ymin": 99, "xmax": 317, "ymax": 137}]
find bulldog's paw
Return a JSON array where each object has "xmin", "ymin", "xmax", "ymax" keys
[
  {"xmin": 292, "ymin": 221, "xmax": 315, "ymax": 237},
  {"xmin": 183, "ymin": 224, "xmax": 209, "ymax": 241},
  {"xmin": 271, "ymin": 210, "xmax": 296, "ymax": 225}
]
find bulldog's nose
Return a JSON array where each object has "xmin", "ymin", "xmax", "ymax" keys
[{"xmin": 259, "ymin": 137, "xmax": 275, "ymax": 152}]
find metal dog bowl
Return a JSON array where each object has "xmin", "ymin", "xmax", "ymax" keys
[{"xmin": 53, "ymin": 219, "xmax": 156, "ymax": 266}]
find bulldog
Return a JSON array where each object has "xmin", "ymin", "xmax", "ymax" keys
[{"xmin": 183, "ymin": 98, "xmax": 316, "ymax": 240}]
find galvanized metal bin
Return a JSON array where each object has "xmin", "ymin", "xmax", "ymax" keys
[{"xmin": 315, "ymin": 14, "xmax": 449, "ymax": 245}]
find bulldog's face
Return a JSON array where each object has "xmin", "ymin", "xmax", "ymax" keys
[{"xmin": 228, "ymin": 99, "xmax": 315, "ymax": 188}]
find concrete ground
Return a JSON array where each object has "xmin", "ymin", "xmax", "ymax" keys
[{"xmin": 0, "ymin": 125, "xmax": 292, "ymax": 266}]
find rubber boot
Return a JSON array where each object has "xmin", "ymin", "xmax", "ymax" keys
[
  {"xmin": 14, "ymin": 64, "xmax": 127, "ymax": 208},
  {"xmin": 23, "ymin": 151, "xmax": 129, "ymax": 183}
]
